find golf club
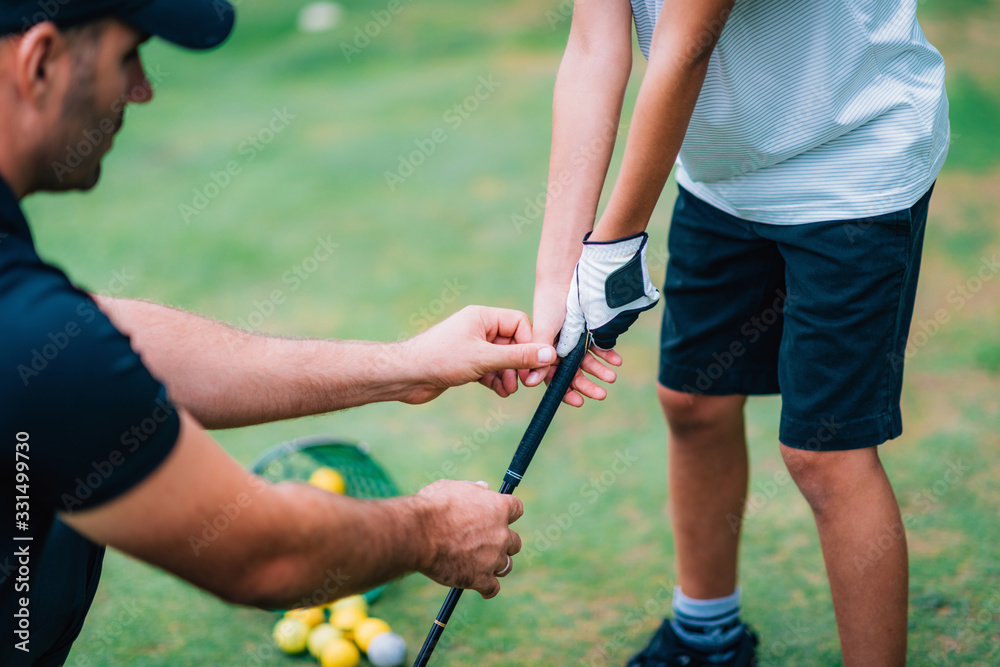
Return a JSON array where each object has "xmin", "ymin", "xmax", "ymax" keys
[{"xmin": 412, "ymin": 330, "xmax": 591, "ymax": 666}]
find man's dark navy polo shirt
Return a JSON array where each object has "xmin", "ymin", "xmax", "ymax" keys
[{"xmin": 0, "ymin": 177, "xmax": 180, "ymax": 665}]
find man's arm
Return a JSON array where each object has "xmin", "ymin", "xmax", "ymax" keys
[
  {"xmin": 63, "ymin": 410, "xmax": 523, "ymax": 606},
  {"xmin": 95, "ymin": 297, "xmax": 554, "ymax": 429},
  {"xmin": 528, "ymin": 0, "xmax": 635, "ymax": 406}
]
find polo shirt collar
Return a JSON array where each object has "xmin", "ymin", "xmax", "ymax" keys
[{"xmin": 0, "ymin": 176, "xmax": 31, "ymax": 242}]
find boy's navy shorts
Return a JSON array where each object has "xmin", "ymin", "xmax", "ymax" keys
[{"xmin": 658, "ymin": 185, "xmax": 933, "ymax": 451}]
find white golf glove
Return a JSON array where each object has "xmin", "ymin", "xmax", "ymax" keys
[{"xmin": 557, "ymin": 232, "xmax": 660, "ymax": 357}]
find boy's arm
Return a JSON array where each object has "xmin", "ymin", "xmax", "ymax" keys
[
  {"xmin": 532, "ymin": 0, "xmax": 734, "ymax": 396},
  {"xmin": 530, "ymin": 0, "xmax": 635, "ymax": 406},
  {"xmin": 589, "ymin": 0, "xmax": 734, "ymax": 241}
]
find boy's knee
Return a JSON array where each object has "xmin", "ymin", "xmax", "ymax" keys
[
  {"xmin": 780, "ymin": 444, "xmax": 878, "ymax": 513},
  {"xmin": 657, "ymin": 385, "xmax": 744, "ymax": 435}
]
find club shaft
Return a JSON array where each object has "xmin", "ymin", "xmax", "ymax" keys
[
  {"xmin": 413, "ymin": 587, "xmax": 463, "ymax": 666},
  {"xmin": 412, "ymin": 332, "xmax": 590, "ymax": 666}
]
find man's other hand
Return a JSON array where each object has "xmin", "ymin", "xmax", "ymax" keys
[{"xmin": 413, "ymin": 480, "xmax": 522, "ymax": 599}]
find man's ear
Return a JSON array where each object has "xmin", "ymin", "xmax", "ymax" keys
[{"xmin": 11, "ymin": 22, "xmax": 69, "ymax": 109}]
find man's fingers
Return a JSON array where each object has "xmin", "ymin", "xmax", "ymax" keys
[
  {"xmin": 494, "ymin": 555, "xmax": 514, "ymax": 578},
  {"xmin": 523, "ymin": 368, "xmax": 544, "ymax": 386},
  {"xmin": 524, "ymin": 352, "xmax": 558, "ymax": 386},
  {"xmin": 508, "ymin": 530, "xmax": 522, "ymax": 556},
  {"xmin": 500, "ymin": 368, "xmax": 519, "ymax": 395},
  {"xmin": 506, "ymin": 495, "xmax": 524, "ymax": 523},
  {"xmin": 477, "ymin": 306, "xmax": 534, "ymax": 344},
  {"xmin": 480, "ymin": 578, "xmax": 501, "ymax": 600},
  {"xmin": 481, "ymin": 372, "xmax": 513, "ymax": 398}
]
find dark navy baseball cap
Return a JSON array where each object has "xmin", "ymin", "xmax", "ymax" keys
[{"xmin": 0, "ymin": 0, "xmax": 235, "ymax": 50}]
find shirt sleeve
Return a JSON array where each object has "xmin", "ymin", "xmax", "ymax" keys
[{"xmin": 4, "ymin": 265, "xmax": 180, "ymax": 513}]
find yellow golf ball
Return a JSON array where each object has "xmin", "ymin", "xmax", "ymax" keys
[
  {"xmin": 320, "ymin": 637, "xmax": 361, "ymax": 667},
  {"xmin": 330, "ymin": 606, "xmax": 368, "ymax": 637},
  {"xmin": 354, "ymin": 617, "xmax": 391, "ymax": 652},
  {"xmin": 308, "ymin": 623, "xmax": 344, "ymax": 658},
  {"xmin": 309, "ymin": 467, "xmax": 347, "ymax": 494},
  {"xmin": 285, "ymin": 606, "xmax": 325, "ymax": 629},
  {"xmin": 273, "ymin": 617, "xmax": 309, "ymax": 654},
  {"xmin": 329, "ymin": 594, "xmax": 369, "ymax": 615}
]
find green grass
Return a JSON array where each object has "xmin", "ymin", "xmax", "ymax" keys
[{"xmin": 22, "ymin": 0, "xmax": 998, "ymax": 665}]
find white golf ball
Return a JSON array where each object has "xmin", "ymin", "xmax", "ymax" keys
[
  {"xmin": 297, "ymin": 2, "xmax": 342, "ymax": 33},
  {"xmin": 366, "ymin": 631, "xmax": 407, "ymax": 667}
]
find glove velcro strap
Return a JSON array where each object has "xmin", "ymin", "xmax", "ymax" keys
[
  {"xmin": 580, "ymin": 231, "xmax": 647, "ymax": 262},
  {"xmin": 606, "ymin": 252, "xmax": 646, "ymax": 308}
]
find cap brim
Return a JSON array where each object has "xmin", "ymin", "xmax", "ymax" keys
[{"xmin": 118, "ymin": 0, "xmax": 234, "ymax": 50}]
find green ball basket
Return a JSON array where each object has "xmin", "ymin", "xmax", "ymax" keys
[{"xmin": 250, "ymin": 435, "xmax": 401, "ymax": 605}]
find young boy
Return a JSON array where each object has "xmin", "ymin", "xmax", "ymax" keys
[{"xmin": 526, "ymin": 1, "xmax": 947, "ymax": 664}]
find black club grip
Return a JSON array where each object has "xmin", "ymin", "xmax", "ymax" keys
[{"xmin": 501, "ymin": 331, "xmax": 589, "ymax": 490}]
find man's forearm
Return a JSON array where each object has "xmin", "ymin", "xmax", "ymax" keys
[
  {"xmin": 65, "ymin": 411, "xmax": 519, "ymax": 609},
  {"xmin": 233, "ymin": 486, "xmax": 432, "ymax": 608},
  {"xmin": 95, "ymin": 296, "xmax": 416, "ymax": 428}
]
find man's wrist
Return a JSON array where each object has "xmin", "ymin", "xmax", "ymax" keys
[
  {"xmin": 390, "ymin": 494, "xmax": 438, "ymax": 573},
  {"xmin": 337, "ymin": 339, "xmax": 423, "ymax": 404}
]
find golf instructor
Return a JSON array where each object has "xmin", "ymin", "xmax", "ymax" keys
[
  {"xmin": 0, "ymin": 2, "xmax": 555, "ymax": 664},
  {"xmin": 527, "ymin": 1, "xmax": 947, "ymax": 665}
]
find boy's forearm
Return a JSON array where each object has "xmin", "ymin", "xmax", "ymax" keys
[
  {"xmin": 535, "ymin": 8, "xmax": 633, "ymax": 290},
  {"xmin": 590, "ymin": 0, "xmax": 734, "ymax": 242},
  {"xmin": 589, "ymin": 53, "xmax": 712, "ymax": 241}
]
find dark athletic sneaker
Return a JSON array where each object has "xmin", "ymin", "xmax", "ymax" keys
[{"xmin": 626, "ymin": 619, "xmax": 758, "ymax": 667}]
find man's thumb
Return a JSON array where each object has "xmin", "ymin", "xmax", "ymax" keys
[{"xmin": 485, "ymin": 343, "xmax": 555, "ymax": 371}]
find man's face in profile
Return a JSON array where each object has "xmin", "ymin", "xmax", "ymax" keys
[{"xmin": 49, "ymin": 19, "xmax": 152, "ymax": 192}]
